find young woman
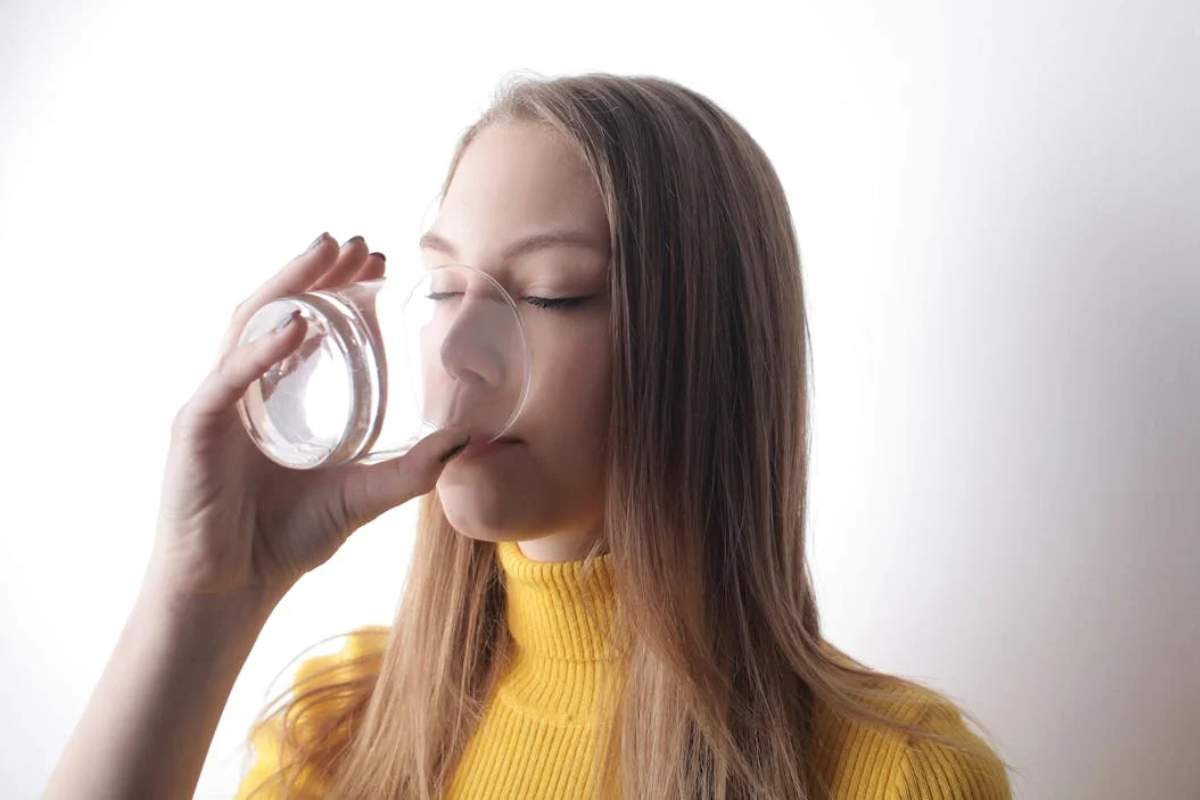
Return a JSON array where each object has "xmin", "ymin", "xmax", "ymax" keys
[{"xmin": 46, "ymin": 73, "xmax": 1013, "ymax": 799}]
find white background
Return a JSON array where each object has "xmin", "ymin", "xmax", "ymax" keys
[{"xmin": 2, "ymin": 1, "xmax": 1197, "ymax": 797}]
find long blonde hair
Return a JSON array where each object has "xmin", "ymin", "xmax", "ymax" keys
[{"xmin": 241, "ymin": 71, "xmax": 1012, "ymax": 799}]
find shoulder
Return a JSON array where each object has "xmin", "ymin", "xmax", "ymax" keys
[
  {"xmin": 883, "ymin": 691, "xmax": 1012, "ymax": 800},
  {"xmin": 290, "ymin": 624, "xmax": 390, "ymax": 687},
  {"xmin": 809, "ymin": 681, "xmax": 1012, "ymax": 800},
  {"xmin": 233, "ymin": 626, "xmax": 390, "ymax": 800}
]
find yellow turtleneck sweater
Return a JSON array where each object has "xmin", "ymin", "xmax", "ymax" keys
[{"xmin": 235, "ymin": 540, "xmax": 1011, "ymax": 799}]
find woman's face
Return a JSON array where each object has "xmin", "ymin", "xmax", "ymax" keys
[{"xmin": 424, "ymin": 121, "xmax": 612, "ymax": 562}]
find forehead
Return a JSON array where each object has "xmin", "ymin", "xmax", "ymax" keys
[{"xmin": 431, "ymin": 122, "xmax": 609, "ymax": 257}]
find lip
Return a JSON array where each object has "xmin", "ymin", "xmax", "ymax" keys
[{"xmin": 455, "ymin": 437, "xmax": 521, "ymax": 460}]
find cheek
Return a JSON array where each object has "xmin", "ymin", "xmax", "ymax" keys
[{"xmin": 523, "ymin": 324, "xmax": 611, "ymax": 445}]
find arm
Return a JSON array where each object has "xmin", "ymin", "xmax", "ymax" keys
[
  {"xmin": 44, "ymin": 581, "xmax": 284, "ymax": 799},
  {"xmin": 43, "ymin": 231, "xmax": 461, "ymax": 799}
]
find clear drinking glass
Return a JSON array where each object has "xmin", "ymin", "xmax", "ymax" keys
[{"xmin": 234, "ymin": 263, "xmax": 532, "ymax": 470}]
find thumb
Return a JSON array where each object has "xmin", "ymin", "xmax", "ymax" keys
[{"xmin": 337, "ymin": 428, "xmax": 472, "ymax": 527}]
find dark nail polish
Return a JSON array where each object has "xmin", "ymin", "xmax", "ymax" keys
[
  {"xmin": 342, "ymin": 235, "xmax": 365, "ymax": 248},
  {"xmin": 438, "ymin": 436, "xmax": 472, "ymax": 464},
  {"xmin": 274, "ymin": 309, "xmax": 301, "ymax": 332},
  {"xmin": 307, "ymin": 232, "xmax": 329, "ymax": 251},
  {"xmin": 369, "ymin": 251, "xmax": 386, "ymax": 261}
]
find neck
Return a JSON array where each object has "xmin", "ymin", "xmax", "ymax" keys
[
  {"xmin": 496, "ymin": 539, "xmax": 620, "ymax": 660},
  {"xmin": 511, "ymin": 528, "xmax": 606, "ymax": 563},
  {"xmin": 493, "ymin": 539, "xmax": 624, "ymax": 722}
]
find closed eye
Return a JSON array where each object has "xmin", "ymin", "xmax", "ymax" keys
[
  {"xmin": 425, "ymin": 292, "xmax": 590, "ymax": 311},
  {"xmin": 525, "ymin": 295, "xmax": 588, "ymax": 310}
]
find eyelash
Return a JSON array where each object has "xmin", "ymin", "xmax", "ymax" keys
[{"xmin": 425, "ymin": 292, "xmax": 588, "ymax": 311}]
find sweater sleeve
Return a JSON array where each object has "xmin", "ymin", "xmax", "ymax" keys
[
  {"xmin": 233, "ymin": 627, "xmax": 390, "ymax": 800},
  {"xmin": 233, "ymin": 713, "xmax": 293, "ymax": 800},
  {"xmin": 884, "ymin": 698, "xmax": 1013, "ymax": 800}
]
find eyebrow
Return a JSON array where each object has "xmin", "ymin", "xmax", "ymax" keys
[{"xmin": 418, "ymin": 228, "xmax": 606, "ymax": 263}]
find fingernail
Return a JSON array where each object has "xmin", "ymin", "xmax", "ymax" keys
[
  {"xmin": 438, "ymin": 435, "xmax": 472, "ymax": 464},
  {"xmin": 273, "ymin": 309, "xmax": 301, "ymax": 333},
  {"xmin": 342, "ymin": 235, "xmax": 365, "ymax": 248},
  {"xmin": 369, "ymin": 251, "xmax": 386, "ymax": 261},
  {"xmin": 307, "ymin": 232, "xmax": 329, "ymax": 251}
]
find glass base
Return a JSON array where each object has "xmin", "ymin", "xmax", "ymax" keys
[{"xmin": 236, "ymin": 291, "xmax": 384, "ymax": 470}]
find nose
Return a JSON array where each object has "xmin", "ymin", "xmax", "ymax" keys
[
  {"xmin": 437, "ymin": 292, "xmax": 510, "ymax": 390},
  {"xmin": 417, "ymin": 268, "xmax": 528, "ymax": 437}
]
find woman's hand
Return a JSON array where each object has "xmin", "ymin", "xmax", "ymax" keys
[{"xmin": 144, "ymin": 233, "xmax": 471, "ymax": 606}]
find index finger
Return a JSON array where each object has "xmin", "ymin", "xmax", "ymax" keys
[{"xmin": 217, "ymin": 232, "xmax": 339, "ymax": 356}]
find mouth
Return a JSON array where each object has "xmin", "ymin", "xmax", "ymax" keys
[{"xmin": 456, "ymin": 436, "xmax": 522, "ymax": 460}]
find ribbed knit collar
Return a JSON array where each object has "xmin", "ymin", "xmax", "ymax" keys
[{"xmin": 496, "ymin": 539, "xmax": 622, "ymax": 662}]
